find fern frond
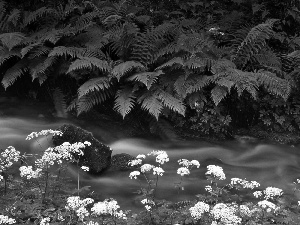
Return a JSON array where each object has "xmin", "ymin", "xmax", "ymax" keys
[
  {"xmin": 111, "ymin": 61, "xmax": 145, "ymax": 81},
  {"xmin": 174, "ymin": 75, "xmax": 187, "ymax": 98},
  {"xmin": 185, "ymin": 57, "xmax": 210, "ymax": 70},
  {"xmin": 30, "ymin": 56, "xmax": 57, "ymax": 84},
  {"xmin": 21, "ymin": 43, "xmax": 40, "ymax": 58},
  {"xmin": 1, "ymin": 61, "xmax": 28, "ymax": 89},
  {"xmin": 253, "ymin": 49, "xmax": 281, "ymax": 68},
  {"xmin": 138, "ymin": 93, "xmax": 163, "ymax": 120},
  {"xmin": 23, "ymin": 7, "xmax": 56, "ymax": 27},
  {"xmin": 155, "ymin": 57, "xmax": 184, "ymax": 70},
  {"xmin": 257, "ymin": 70, "xmax": 291, "ymax": 100},
  {"xmin": 78, "ymin": 77, "xmax": 111, "ymax": 98},
  {"xmin": 186, "ymin": 76, "xmax": 212, "ymax": 94},
  {"xmin": 177, "ymin": 33, "xmax": 213, "ymax": 54},
  {"xmin": 76, "ymin": 90, "xmax": 114, "ymax": 115},
  {"xmin": 0, "ymin": 32, "xmax": 26, "ymax": 50},
  {"xmin": 29, "ymin": 46, "xmax": 51, "ymax": 59},
  {"xmin": 157, "ymin": 90, "xmax": 185, "ymax": 116},
  {"xmin": 7, "ymin": 9, "xmax": 21, "ymax": 27},
  {"xmin": 114, "ymin": 86, "xmax": 136, "ymax": 118},
  {"xmin": 67, "ymin": 57, "xmax": 110, "ymax": 73},
  {"xmin": 224, "ymin": 68, "xmax": 258, "ymax": 99},
  {"xmin": 234, "ymin": 19, "xmax": 278, "ymax": 67},
  {"xmin": 53, "ymin": 88, "xmax": 68, "ymax": 118},
  {"xmin": 211, "ymin": 85, "xmax": 229, "ymax": 105},
  {"xmin": 127, "ymin": 70, "xmax": 164, "ymax": 90},
  {"xmin": 0, "ymin": 48, "xmax": 21, "ymax": 66},
  {"xmin": 48, "ymin": 46, "xmax": 85, "ymax": 58}
]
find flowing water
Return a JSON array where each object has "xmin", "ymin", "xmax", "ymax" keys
[{"xmin": 1, "ymin": 97, "xmax": 300, "ymax": 211}]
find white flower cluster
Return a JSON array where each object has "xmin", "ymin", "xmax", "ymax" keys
[
  {"xmin": 210, "ymin": 203, "xmax": 242, "ymax": 225},
  {"xmin": 153, "ymin": 167, "xmax": 164, "ymax": 176},
  {"xmin": 189, "ymin": 201, "xmax": 210, "ymax": 220},
  {"xmin": 140, "ymin": 164, "xmax": 154, "ymax": 173},
  {"xmin": 26, "ymin": 129, "xmax": 63, "ymax": 140},
  {"xmin": 20, "ymin": 139, "xmax": 91, "ymax": 179},
  {"xmin": 40, "ymin": 217, "xmax": 50, "ymax": 225},
  {"xmin": 253, "ymin": 187, "xmax": 283, "ymax": 200},
  {"xmin": 129, "ymin": 171, "xmax": 140, "ymax": 179},
  {"xmin": 19, "ymin": 166, "xmax": 42, "ymax": 179},
  {"xmin": 0, "ymin": 215, "xmax": 16, "ymax": 224},
  {"xmin": 147, "ymin": 150, "xmax": 169, "ymax": 164},
  {"xmin": 205, "ymin": 165, "xmax": 226, "ymax": 180},
  {"xmin": 205, "ymin": 185, "xmax": 213, "ymax": 193},
  {"xmin": 141, "ymin": 198, "xmax": 155, "ymax": 211},
  {"xmin": 128, "ymin": 150, "xmax": 169, "ymax": 179},
  {"xmin": 230, "ymin": 178, "xmax": 260, "ymax": 189},
  {"xmin": 0, "ymin": 146, "xmax": 20, "ymax": 172},
  {"xmin": 65, "ymin": 196, "xmax": 94, "ymax": 221},
  {"xmin": 128, "ymin": 159, "xmax": 143, "ymax": 166},
  {"xmin": 177, "ymin": 159, "xmax": 200, "ymax": 176},
  {"xmin": 177, "ymin": 167, "xmax": 190, "ymax": 176},
  {"xmin": 81, "ymin": 166, "xmax": 89, "ymax": 171},
  {"xmin": 91, "ymin": 199, "xmax": 126, "ymax": 219},
  {"xmin": 257, "ymin": 200, "xmax": 279, "ymax": 212},
  {"xmin": 264, "ymin": 187, "xmax": 283, "ymax": 200}
]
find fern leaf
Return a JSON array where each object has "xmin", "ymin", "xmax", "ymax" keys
[
  {"xmin": 111, "ymin": 61, "xmax": 145, "ymax": 81},
  {"xmin": 53, "ymin": 88, "xmax": 68, "ymax": 118},
  {"xmin": 78, "ymin": 77, "xmax": 111, "ymax": 98},
  {"xmin": 76, "ymin": 90, "xmax": 113, "ymax": 115},
  {"xmin": 174, "ymin": 75, "xmax": 187, "ymax": 98},
  {"xmin": 211, "ymin": 85, "xmax": 229, "ymax": 105},
  {"xmin": 257, "ymin": 70, "xmax": 291, "ymax": 100},
  {"xmin": 21, "ymin": 43, "xmax": 40, "ymax": 58},
  {"xmin": 114, "ymin": 86, "xmax": 136, "ymax": 118},
  {"xmin": 0, "ymin": 32, "xmax": 26, "ymax": 50},
  {"xmin": 0, "ymin": 48, "xmax": 21, "ymax": 66},
  {"xmin": 7, "ymin": 9, "xmax": 21, "ymax": 27},
  {"xmin": 127, "ymin": 70, "xmax": 164, "ymax": 90},
  {"xmin": 23, "ymin": 7, "xmax": 56, "ymax": 26},
  {"xmin": 67, "ymin": 57, "xmax": 110, "ymax": 73},
  {"xmin": 48, "ymin": 46, "xmax": 85, "ymax": 58},
  {"xmin": 1, "ymin": 61, "xmax": 28, "ymax": 89},
  {"xmin": 138, "ymin": 93, "xmax": 163, "ymax": 120},
  {"xmin": 30, "ymin": 56, "xmax": 57, "ymax": 84},
  {"xmin": 157, "ymin": 90, "xmax": 185, "ymax": 116},
  {"xmin": 155, "ymin": 57, "xmax": 184, "ymax": 70},
  {"xmin": 29, "ymin": 46, "xmax": 51, "ymax": 59},
  {"xmin": 186, "ymin": 76, "xmax": 212, "ymax": 94}
]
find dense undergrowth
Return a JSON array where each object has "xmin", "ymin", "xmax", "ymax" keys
[
  {"xmin": 1, "ymin": 0, "xmax": 300, "ymax": 138},
  {"xmin": 0, "ymin": 129, "xmax": 300, "ymax": 225}
]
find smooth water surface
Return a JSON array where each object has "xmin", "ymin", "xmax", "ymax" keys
[{"xmin": 1, "ymin": 98, "xmax": 300, "ymax": 211}]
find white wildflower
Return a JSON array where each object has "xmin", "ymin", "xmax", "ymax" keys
[
  {"xmin": 177, "ymin": 167, "xmax": 190, "ymax": 176},
  {"xmin": 140, "ymin": 164, "xmax": 154, "ymax": 173},
  {"xmin": 264, "ymin": 187, "xmax": 283, "ymax": 200},
  {"xmin": 153, "ymin": 167, "xmax": 164, "ymax": 176},
  {"xmin": 205, "ymin": 165, "xmax": 226, "ymax": 180},
  {"xmin": 81, "ymin": 166, "xmax": 89, "ymax": 172},
  {"xmin": 189, "ymin": 202, "xmax": 210, "ymax": 220},
  {"xmin": 129, "ymin": 171, "xmax": 140, "ymax": 179}
]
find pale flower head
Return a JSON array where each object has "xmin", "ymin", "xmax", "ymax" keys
[
  {"xmin": 129, "ymin": 171, "xmax": 140, "ymax": 179},
  {"xmin": 152, "ymin": 167, "xmax": 164, "ymax": 176},
  {"xmin": 205, "ymin": 165, "xmax": 226, "ymax": 180},
  {"xmin": 140, "ymin": 164, "xmax": 154, "ymax": 173},
  {"xmin": 189, "ymin": 201, "xmax": 210, "ymax": 220},
  {"xmin": 177, "ymin": 167, "xmax": 190, "ymax": 176}
]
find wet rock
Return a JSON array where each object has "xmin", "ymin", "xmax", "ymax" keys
[
  {"xmin": 109, "ymin": 153, "xmax": 136, "ymax": 171},
  {"xmin": 52, "ymin": 124, "xmax": 112, "ymax": 174}
]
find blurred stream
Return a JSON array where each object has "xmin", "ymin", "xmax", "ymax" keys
[{"xmin": 1, "ymin": 97, "xmax": 300, "ymax": 211}]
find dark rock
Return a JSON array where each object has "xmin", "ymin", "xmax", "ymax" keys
[
  {"xmin": 52, "ymin": 124, "xmax": 112, "ymax": 174},
  {"xmin": 109, "ymin": 153, "xmax": 136, "ymax": 171}
]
